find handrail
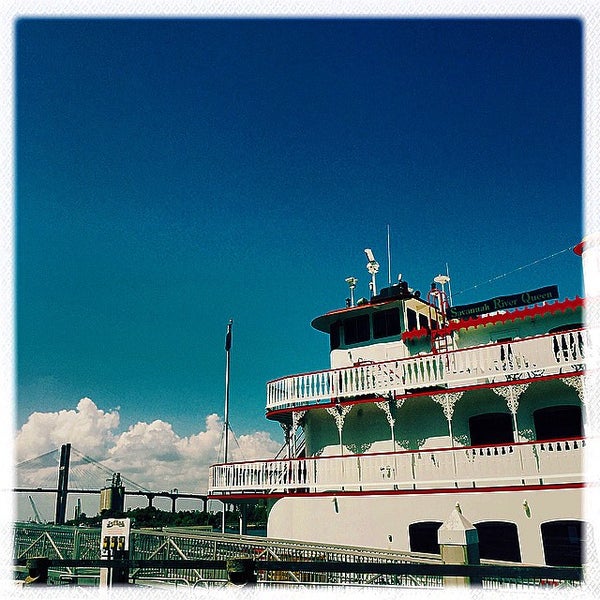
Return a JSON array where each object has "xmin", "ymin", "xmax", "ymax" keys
[
  {"xmin": 13, "ymin": 557, "xmax": 583, "ymax": 586},
  {"xmin": 266, "ymin": 329, "xmax": 586, "ymax": 411}
]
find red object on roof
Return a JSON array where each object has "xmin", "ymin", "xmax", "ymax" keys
[{"xmin": 401, "ymin": 297, "xmax": 584, "ymax": 341}]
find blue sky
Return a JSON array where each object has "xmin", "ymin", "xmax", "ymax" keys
[{"xmin": 16, "ymin": 17, "xmax": 583, "ymax": 452}]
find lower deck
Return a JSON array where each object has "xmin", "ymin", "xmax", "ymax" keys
[
  {"xmin": 209, "ymin": 434, "xmax": 586, "ymax": 566},
  {"xmin": 266, "ymin": 485, "xmax": 584, "ymax": 566},
  {"xmin": 209, "ymin": 437, "xmax": 583, "ymax": 496},
  {"xmin": 208, "ymin": 367, "xmax": 586, "ymax": 567}
]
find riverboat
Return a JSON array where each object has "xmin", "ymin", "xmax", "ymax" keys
[{"xmin": 208, "ymin": 243, "xmax": 588, "ymax": 567}]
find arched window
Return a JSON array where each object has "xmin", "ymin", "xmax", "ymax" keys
[
  {"xmin": 469, "ymin": 413, "xmax": 514, "ymax": 446},
  {"xmin": 541, "ymin": 520, "xmax": 585, "ymax": 566},
  {"xmin": 475, "ymin": 521, "xmax": 521, "ymax": 562},
  {"xmin": 409, "ymin": 521, "xmax": 443, "ymax": 554},
  {"xmin": 533, "ymin": 405, "xmax": 583, "ymax": 441}
]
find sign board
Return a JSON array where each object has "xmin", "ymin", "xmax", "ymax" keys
[
  {"xmin": 100, "ymin": 517, "xmax": 131, "ymax": 586},
  {"xmin": 446, "ymin": 285, "xmax": 559, "ymax": 320},
  {"xmin": 101, "ymin": 517, "xmax": 131, "ymax": 557}
]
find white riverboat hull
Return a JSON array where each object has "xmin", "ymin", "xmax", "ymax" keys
[{"xmin": 267, "ymin": 485, "xmax": 583, "ymax": 565}]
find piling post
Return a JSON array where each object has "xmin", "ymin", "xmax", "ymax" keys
[
  {"xmin": 226, "ymin": 558, "xmax": 256, "ymax": 585},
  {"xmin": 239, "ymin": 502, "xmax": 248, "ymax": 535},
  {"xmin": 24, "ymin": 557, "xmax": 49, "ymax": 585},
  {"xmin": 437, "ymin": 503, "xmax": 480, "ymax": 586}
]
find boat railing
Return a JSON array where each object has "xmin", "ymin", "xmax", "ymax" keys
[
  {"xmin": 266, "ymin": 329, "xmax": 585, "ymax": 411},
  {"xmin": 208, "ymin": 437, "xmax": 585, "ymax": 497}
]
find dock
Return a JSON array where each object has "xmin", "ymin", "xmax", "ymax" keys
[{"xmin": 13, "ymin": 522, "xmax": 582, "ymax": 589}]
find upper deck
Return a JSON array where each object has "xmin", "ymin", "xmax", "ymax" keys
[{"xmin": 266, "ymin": 296, "xmax": 584, "ymax": 416}]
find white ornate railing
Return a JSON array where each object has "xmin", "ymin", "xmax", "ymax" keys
[
  {"xmin": 208, "ymin": 438, "xmax": 584, "ymax": 496},
  {"xmin": 266, "ymin": 330, "xmax": 585, "ymax": 411}
]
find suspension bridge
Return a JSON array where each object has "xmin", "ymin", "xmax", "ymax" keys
[{"xmin": 14, "ymin": 444, "xmax": 208, "ymax": 523}]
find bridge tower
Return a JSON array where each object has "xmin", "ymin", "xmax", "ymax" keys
[{"xmin": 54, "ymin": 443, "xmax": 71, "ymax": 525}]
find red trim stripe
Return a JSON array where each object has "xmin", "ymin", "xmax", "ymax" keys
[
  {"xmin": 403, "ymin": 297, "xmax": 584, "ymax": 340},
  {"xmin": 208, "ymin": 482, "xmax": 585, "ymax": 502}
]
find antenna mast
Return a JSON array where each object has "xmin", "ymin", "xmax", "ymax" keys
[
  {"xmin": 446, "ymin": 263, "xmax": 453, "ymax": 306},
  {"xmin": 387, "ymin": 224, "xmax": 392, "ymax": 286},
  {"xmin": 345, "ymin": 277, "xmax": 358, "ymax": 307}
]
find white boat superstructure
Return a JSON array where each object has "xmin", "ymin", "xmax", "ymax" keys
[{"xmin": 208, "ymin": 242, "xmax": 588, "ymax": 567}]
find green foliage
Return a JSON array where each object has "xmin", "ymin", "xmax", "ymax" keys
[{"xmin": 66, "ymin": 500, "xmax": 269, "ymax": 530}]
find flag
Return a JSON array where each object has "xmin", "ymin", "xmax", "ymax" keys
[{"xmin": 225, "ymin": 321, "xmax": 232, "ymax": 351}]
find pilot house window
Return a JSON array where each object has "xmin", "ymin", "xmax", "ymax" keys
[
  {"xmin": 373, "ymin": 309, "xmax": 401, "ymax": 339},
  {"xmin": 406, "ymin": 308, "xmax": 418, "ymax": 331},
  {"xmin": 330, "ymin": 321, "xmax": 341, "ymax": 350},
  {"xmin": 343, "ymin": 315, "xmax": 370, "ymax": 345}
]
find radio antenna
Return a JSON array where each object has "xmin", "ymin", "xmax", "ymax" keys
[
  {"xmin": 387, "ymin": 224, "xmax": 392, "ymax": 286},
  {"xmin": 446, "ymin": 263, "xmax": 454, "ymax": 306}
]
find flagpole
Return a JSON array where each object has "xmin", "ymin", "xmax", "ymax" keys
[
  {"xmin": 222, "ymin": 319, "xmax": 233, "ymax": 534},
  {"xmin": 224, "ymin": 319, "xmax": 233, "ymax": 465}
]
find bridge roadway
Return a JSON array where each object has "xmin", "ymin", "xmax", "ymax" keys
[{"xmin": 14, "ymin": 487, "xmax": 208, "ymax": 513}]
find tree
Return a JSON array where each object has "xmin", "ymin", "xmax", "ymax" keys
[{"xmin": 65, "ymin": 501, "xmax": 268, "ymax": 530}]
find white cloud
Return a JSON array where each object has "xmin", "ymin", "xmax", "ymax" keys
[
  {"xmin": 15, "ymin": 397, "xmax": 119, "ymax": 462},
  {"xmin": 234, "ymin": 430, "xmax": 282, "ymax": 462},
  {"xmin": 103, "ymin": 413, "xmax": 281, "ymax": 493},
  {"xmin": 15, "ymin": 398, "xmax": 282, "ymax": 519}
]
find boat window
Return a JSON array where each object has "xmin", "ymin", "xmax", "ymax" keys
[
  {"xmin": 343, "ymin": 314, "xmax": 370, "ymax": 345},
  {"xmin": 468, "ymin": 413, "xmax": 514, "ymax": 446},
  {"xmin": 475, "ymin": 521, "xmax": 521, "ymax": 562},
  {"xmin": 330, "ymin": 321, "xmax": 341, "ymax": 351},
  {"xmin": 406, "ymin": 308, "xmax": 418, "ymax": 331},
  {"xmin": 418, "ymin": 313, "xmax": 429, "ymax": 330},
  {"xmin": 541, "ymin": 520, "xmax": 585, "ymax": 566},
  {"xmin": 373, "ymin": 308, "xmax": 401, "ymax": 339},
  {"xmin": 533, "ymin": 405, "xmax": 583, "ymax": 441},
  {"xmin": 409, "ymin": 521, "xmax": 442, "ymax": 554}
]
